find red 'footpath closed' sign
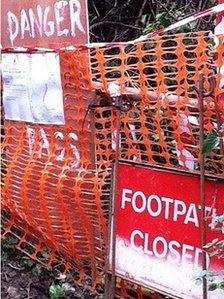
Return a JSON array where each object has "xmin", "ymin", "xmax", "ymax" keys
[
  {"xmin": 112, "ymin": 163, "xmax": 224, "ymax": 299},
  {"xmin": 1, "ymin": 0, "xmax": 89, "ymax": 48}
]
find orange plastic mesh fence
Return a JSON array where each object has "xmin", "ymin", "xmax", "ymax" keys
[
  {"xmin": 1, "ymin": 31, "xmax": 224, "ymax": 295},
  {"xmin": 1, "ymin": 50, "xmax": 110, "ymax": 286},
  {"xmin": 91, "ymin": 32, "xmax": 224, "ymax": 175}
]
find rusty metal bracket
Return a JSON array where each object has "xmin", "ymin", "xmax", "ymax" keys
[
  {"xmin": 82, "ymin": 90, "xmax": 137, "ymax": 131},
  {"xmin": 195, "ymin": 75, "xmax": 216, "ymax": 97}
]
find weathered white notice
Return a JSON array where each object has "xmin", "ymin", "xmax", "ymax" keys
[{"xmin": 2, "ymin": 53, "xmax": 65, "ymax": 125}]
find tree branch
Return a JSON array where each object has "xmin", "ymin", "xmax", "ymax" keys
[
  {"xmin": 90, "ymin": 21, "xmax": 141, "ymax": 31},
  {"xmin": 135, "ymin": 0, "xmax": 148, "ymax": 26},
  {"xmin": 101, "ymin": 0, "xmax": 118, "ymax": 21},
  {"xmin": 153, "ymin": 0, "xmax": 179, "ymax": 21}
]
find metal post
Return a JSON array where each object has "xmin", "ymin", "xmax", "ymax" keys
[
  {"xmin": 104, "ymin": 100, "xmax": 122, "ymax": 298},
  {"xmin": 198, "ymin": 72, "xmax": 208, "ymax": 299},
  {"xmin": 110, "ymin": 100, "xmax": 122, "ymax": 299}
]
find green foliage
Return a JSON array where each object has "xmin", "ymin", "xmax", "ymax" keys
[
  {"xmin": 89, "ymin": 0, "xmax": 216, "ymax": 42},
  {"xmin": 195, "ymin": 270, "xmax": 224, "ymax": 292},
  {"xmin": 142, "ymin": 3, "xmax": 199, "ymax": 35},
  {"xmin": 199, "ymin": 213, "xmax": 224, "ymax": 292},
  {"xmin": 202, "ymin": 132, "xmax": 220, "ymax": 155},
  {"xmin": 32, "ymin": 263, "xmax": 43, "ymax": 276},
  {"xmin": 1, "ymin": 235, "xmax": 18, "ymax": 249},
  {"xmin": 201, "ymin": 131, "xmax": 224, "ymax": 291},
  {"xmin": 208, "ymin": 281, "xmax": 224, "ymax": 291},
  {"xmin": 49, "ymin": 283, "xmax": 64, "ymax": 299},
  {"xmin": 143, "ymin": 12, "xmax": 171, "ymax": 34},
  {"xmin": 208, "ymin": 283, "xmax": 218, "ymax": 291},
  {"xmin": 195, "ymin": 270, "xmax": 215, "ymax": 284}
]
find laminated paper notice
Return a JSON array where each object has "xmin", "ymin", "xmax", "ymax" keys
[{"xmin": 2, "ymin": 53, "xmax": 65, "ymax": 125}]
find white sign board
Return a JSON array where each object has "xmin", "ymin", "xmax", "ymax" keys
[{"xmin": 2, "ymin": 53, "xmax": 65, "ymax": 125}]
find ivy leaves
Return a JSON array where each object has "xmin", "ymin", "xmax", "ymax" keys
[
  {"xmin": 49, "ymin": 284, "xmax": 64, "ymax": 299},
  {"xmin": 202, "ymin": 131, "xmax": 220, "ymax": 155}
]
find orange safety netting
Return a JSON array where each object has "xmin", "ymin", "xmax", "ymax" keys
[
  {"xmin": 91, "ymin": 32, "xmax": 224, "ymax": 175},
  {"xmin": 1, "ymin": 31, "xmax": 224, "ymax": 295}
]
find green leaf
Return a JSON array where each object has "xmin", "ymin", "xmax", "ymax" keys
[
  {"xmin": 49, "ymin": 284, "xmax": 64, "ymax": 299},
  {"xmin": 155, "ymin": 12, "xmax": 167, "ymax": 21},
  {"xmin": 32, "ymin": 264, "xmax": 42, "ymax": 276},
  {"xmin": 202, "ymin": 132, "xmax": 219, "ymax": 154},
  {"xmin": 219, "ymin": 282, "xmax": 224, "ymax": 290},
  {"xmin": 195, "ymin": 277, "xmax": 202, "ymax": 286},
  {"xmin": 208, "ymin": 283, "xmax": 218, "ymax": 291}
]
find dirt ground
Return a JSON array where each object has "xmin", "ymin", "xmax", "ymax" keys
[
  {"xmin": 1, "ymin": 239, "xmax": 103, "ymax": 299},
  {"xmin": 1, "ymin": 236, "xmax": 169, "ymax": 299}
]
